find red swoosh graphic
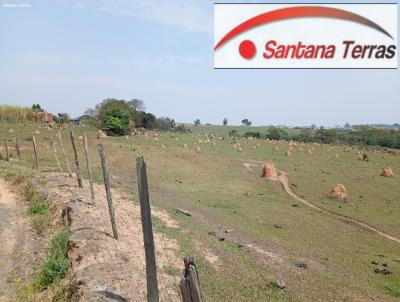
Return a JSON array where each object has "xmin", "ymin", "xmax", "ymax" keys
[{"xmin": 214, "ymin": 6, "xmax": 393, "ymax": 51}]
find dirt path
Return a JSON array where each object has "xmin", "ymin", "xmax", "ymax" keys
[
  {"xmin": 277, "ymin": 169, "xmax": 400, "ymax": 244},
  {"xmin": 0, "ymin": 178, "xmax": 25, "ymax": 300}
]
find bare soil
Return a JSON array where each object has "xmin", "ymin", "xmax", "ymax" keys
[
  {"xmin": 0, "ymin": 178, "xmax": 43, "ymax": 301},
  {"xmin": 41, "ymin": 172, "xmax": 182, "ymax": 302}
]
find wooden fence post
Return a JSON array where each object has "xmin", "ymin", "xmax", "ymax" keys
[
  {"xmin": 70, "ymin": 130, "xmax": 83, "ymax": 188},
  {"xmin": 136, "ymin": 156, "xmax": 159, "ymax": 302},
  {"xmin": 58, "ymin": 131, "xmax": 72, "ymax": 177},
  {"xmin": 4, "ymin": 138, "xmax": 9, "ymax": 161},
  {"xmin": 180, "ymin": 256, "xmax": 203, "ymax": 302},
  {"xmin": 50, "ymin": 136, "xmax": 62, "ymax": 172},
  {"xmin": 97, "ymin": 144, "xmax": 118, "ymax": 239},
  {"xmin": 32, "ymin": 136, "xmax": 39, "ymax": 170},
  {"xmin": 15, "ymin": 138, "xmax": 21, "ymax": 161},
  {"xmin": 83, "ymin": 135, "xmax": 95, "ymax": 204}
]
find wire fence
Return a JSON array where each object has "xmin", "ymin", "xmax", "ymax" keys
[{"xmin": 1, "ymin": 128, "xmax": 203, "ymax": 302}]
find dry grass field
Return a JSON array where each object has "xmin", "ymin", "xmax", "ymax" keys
[{"xmin": 1, "ymin": 123, "xmax": 399, "ymax": 301}]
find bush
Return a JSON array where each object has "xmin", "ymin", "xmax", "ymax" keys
[
  {"xmin": 103, "ymin": 107, "xmax": 130, "ymax": 135},
  {"xmin": 228, "ymin": 129, "xmax": 240, "ymax": 137},
  {"xmin": 266, "ymin": 127, "xmax": 288, "ymax": 140},
  {"xmin": 156, "ymin": 117, "xmax": 175, "ymax": 131},
  {"xmin": 135, "ymin": 111, "xmax": 156, "ymax": 129},
  {"xmin": 174, "ymin": 124, "xmax": 191, "ymax": 133},
  {"xmin": 244, "ymin": 131, "xmax": 261, "ymax": 138}
]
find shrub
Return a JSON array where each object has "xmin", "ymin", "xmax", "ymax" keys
[
  {"xmin": 103, "ymin": 107, "xmax": 130, "ymax": 135},
  {"xmin": 156, "ymin": 117, "xmax": 175, "ymax": 131},
  {"xmin": 244, "ymin": 131, "xmax": 261, "ymax": 138},
  {"xmin": 266, "ymin": 127, "xmax": 288, "ymax": 141},
  {"xmin": 174, "ymin": 124, "xmax": 191, "ymax": 133},
  {"xmin": 135, "ymin": 111, "xmax": 156, "ymax": 129},
  {"xmin": 229, "ymin": 129, "xmax": 240, "ymax": 137}
]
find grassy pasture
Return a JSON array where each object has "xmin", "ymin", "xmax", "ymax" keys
[{"xmin": 1, "ymin": 123, "xmax": 399, "ymax": 301}]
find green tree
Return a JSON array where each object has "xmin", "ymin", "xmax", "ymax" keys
[
  {"xmin": 103, "ymin": 107, "xmax": 130, "ymax": 135},
  {"xmin": 242, "ymin": 119, "xmax": 252, "ymax": 126},
  {"xmin": 135, "ymin": 111, "xmax": 156, "ymax": 129},
  {"xmin": 32, "ymin": 104, "xmax": 44, "ymax": 112},
  {"xmin": 223, "ymin": 118, "xmax": 228, "ymax": 126},
  {"xmin": 194, "ymin": 119, "xmax": 201, "ymax": 126},
  {"xmin": 55, "ymin": 113, "xmax": 70, "ymax": 125}
]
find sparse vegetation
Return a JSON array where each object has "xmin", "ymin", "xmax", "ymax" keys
[
  {"xmin": 23, "ymin": 182, "xmax": 50, "ymax": 234},
  {"xmin": 1, "ymin": 122, "xmax": 399, "ymax": 301},
  {"xmin": 35, "ymin": 229, "xmax": 71, "ymax": 290},
  {"xmin": 0, "ymin": 105, "xmax": 43, "ymax": 123}
]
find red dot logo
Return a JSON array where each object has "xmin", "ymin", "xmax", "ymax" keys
[{"xmin": 239, "ymin": 40, "xmax": 256, "ymax": 59}]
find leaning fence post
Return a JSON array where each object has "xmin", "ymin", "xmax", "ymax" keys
[
  {"xmin": 32, "ymin": 136, "xmax": 39, "ymax": 170},
  {"xmin": 4, "ymin": 138, "xmax": 9, "ymax": 161},
  {"xmin": 180, "ymin": 256, "xmax": 203, "ymax": 302},
  {"xmin": 50, "ymin": 135, "xmax": 62, "ymax": 172},
  {"xmin": 58, "ymin": 131, "xmax": 72, "ymax": 177},
  {"xmin": 136, "ymin": 156, "xmax": 159, "ymax": 302},
  {"xmin": 70, "ymin": 130, "xmax": 83, "ymax": 188},
  {"xmin": 98, "ymin": 144, "xmax": 118, "ymax": 239},
  {"xmin": 83, "ymin": 135, "xmax": 95, "ymax": 204},
  {"xmin": 15, "ymin": 138, "xmax": 21, "ymax": 161}
]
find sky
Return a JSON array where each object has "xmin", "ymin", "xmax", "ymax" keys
[{"xmin": 0, "ymin": 0, "xmax": 398, "ymax": 127}]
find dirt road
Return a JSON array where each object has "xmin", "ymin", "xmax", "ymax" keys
[
  {"xmin": 277, "ymin": 169, "xmax": 400, "ymax": 244},
  {"xmin": 0, "ymin": 178, "xmax": 24, "ymax": 300}
]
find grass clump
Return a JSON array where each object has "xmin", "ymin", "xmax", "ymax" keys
[
  {"xmin": 3, "ymin": 169, "xmax": 15, "ymax": 180},
  {"xmin": 27, "ymin": 201, "xmax": 48, "ymax": 215},
  {"xmin": 24, "ymin": 182, "xmax": 48, "ymax": 215},
  {"xmin": 385, "ymin": 276, "xmax": 400, "ymax": 298},
  {"xmin": 23, "ymin": 182, "xmax": 50, "ymax": 234},
  {"xmin": 34, "ymin": 229, "xmax": 71, "ymax": 290},
  {"xmin": 3, "ymin": 168, "xmax": 28, "ymax": 184},
  {"xmin": 15, "ymin": 230, "xmax": 72, "ymax": 301}
]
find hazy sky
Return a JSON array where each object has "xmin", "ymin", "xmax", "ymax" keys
[{"xmin": 0, "ymin": 0, "xmax": 398, "ymax": 126}]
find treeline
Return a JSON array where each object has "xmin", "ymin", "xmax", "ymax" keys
[
  {"xmin": 243, "ymin": 126, "xmax": 400, "ymax": 149},
  {"xmin": 85, "ymin": 98, "xmax": 178, "ymax": 135}
]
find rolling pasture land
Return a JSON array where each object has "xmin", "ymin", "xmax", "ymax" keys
[{"xmin": 1, "ymin": 123, "xmax": 399, "ymax": 301}]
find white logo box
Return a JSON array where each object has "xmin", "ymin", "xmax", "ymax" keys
[{"xmin": 214, "ymin": 3, "xmax": 397, "ymax": 69}]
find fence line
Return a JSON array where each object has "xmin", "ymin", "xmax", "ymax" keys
[
  {"xmin": 70, "ymin": 130, "xmax": 83, "ymax": 188},
  {"xmin": 0, "ymin": 133, "xmax": 203, "ymax": 302},
  {"xmin": 15, "ymin": 138, "xmax": 21, "ymax": 161},
  {"xmin": 137, "ymin": 156, "xmax": 159, "ymax": 302},
  {"xmin": 83, "ymin": 135, "xmax": 95, "ymax": 204},
  {"xmin": 32, "ymin": 135, "xmax": 39, "ymax": 170},
  {"xmin": 50, "ymin": 135, "xmax": 62, "ymax": 172},
  {"xmin": 98, "ymin": 143, "xmax": 119, "ymax": 240},
  {"xmin": 58, "ymin": 131, "xmax": 72, "ymax": 177}
]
